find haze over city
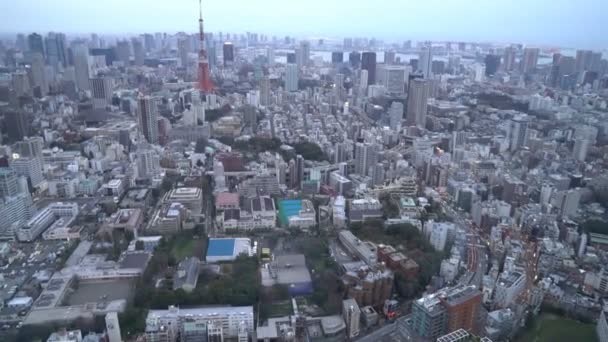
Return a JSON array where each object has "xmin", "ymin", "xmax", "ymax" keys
[
  {"xmin": 1, "ymin": 0, "xmax": 607, "ymax": 48},
  {"xmin": 1, "ymin": 1, "xmax": 608, "ymax": 342}
]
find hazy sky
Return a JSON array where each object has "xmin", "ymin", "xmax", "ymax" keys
[{"xmin": 1, "ymin": 0, "xmax": 607, "ymax": 49}]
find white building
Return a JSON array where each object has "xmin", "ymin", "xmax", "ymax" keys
[
  {"xmin": 17, "ymin": 202, "xmax": 79, "ymax": 242},
  {"xmin": 493, "ymin": 267, "xmax": 526, "ymax": 308},
  {"xmin": 145, "ymin": 305, "xmax": 254, "ymax": 342},
  {"xmin": 343, "ymin": 298, "xmax": 361, "ymax": 338},
  {"xmin": 285, "ymin": 63, "xmax": 298, "ymax": 92},
  {"xmin": 428, "ymin": 222, "xmax": 454, "ymax": 251},
  {"xmin": 105, "ymin": 312, "xmax": 122, "ymax": 342},
  {"xmin": 389, "ymin": 101, "xmax": 404, "ymax": 131}
]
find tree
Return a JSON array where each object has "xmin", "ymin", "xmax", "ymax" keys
[{"xmin": 293, "ymin": 142, "xmax": 327, "ymax": 161}]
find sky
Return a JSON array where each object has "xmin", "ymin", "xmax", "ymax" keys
[{"xmin": 1, "ymin": 0, "xmax": 607, "ymax": 49}]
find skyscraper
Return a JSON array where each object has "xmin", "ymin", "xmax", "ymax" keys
[
  {"xmin": 223, "ymin": 42, "xmax": 234, "ymax": 65},
  {"xmin": 178, "ymin": 37, "xmax": 190, "ymax": 68},
  {"xmin": 406, "ymin": 79, "xmax": 430, "ymax": 127},
  {"xmin": 355, "ymin": 142, "xmax": 378, "ymax": 176},
  {"xmin": 0, "ymin": 168, "xmax": 19, "ymax": 198},
  {"xmin": 260, "ymin": 76, "xmax": 270, "ymax": 106},
  {"xmin": 509, "ymin": 115, "xmax": 529, "ymax": 151},
  {"xmin": 331, "ymin": 51, "xmax": 344, "ymax": 64},
  {"xmin": 502, "ymin": 46, "xmax": 516, "ymax": 71},
  {"xmin": 377, "ymin": 65, "xmax": 407, "ymax": 94},
  {"xmin": 384, "ymin": 50, "xmax": 396, "ymax": 65},
  {"xmin": 116, "ymin": 40, "xmax": 131, "ymax": 65},
  {"xmin": 575, "ymin": 49, "xmax": 593, "ymax": 73},
  {"xmin": 4, "ymin": 111, "xmax": 30, "ymax": 142},
  {"xmin": 521, "ymin": 47, "xmax": 539, "ymax": 73},
  {"xmin": 29, "ymin": 53, "xmax": 48, "ymax": 96},
  {"xmin": 137, "ymin": 95, "xmax": 159, "ymax": 144},
  {"xmin": 72, "ymin": 44, "xmax": 90, "ymax": 90},
  {"xmin": 285, "ymin": 63, "xmax": 298, "ymax": 92},
  {"xmin": 90, "ymin": 77, "xmax": 113, "ymax": 109},
  {"xmin": 419, "ymin": 45, "xmax": 432, "ymax": 79},
  {"xmin": 132, "ymin": 38, "xmax": 145, "ymax": 66},
  {"xmin": 349, "ymin": 51, "xmax": 361, "ymax": 69},
  {"xmin": 389, "ymin": 101, "xmax": 404, "ymax": 131},
  {"xmin": 298, "ymin": 41, "xmax": 310, "ymax": 68},
  {"xmin": 361, "ymin": 52, "xmax": 377, "ymax": 84},
  {"xmin": 45, "ymin": 32, "xmax": 67, "ymax": 69},
  {"xmin": 27, "ymin": 33, "xmax": 44, "ymax": 57},
  {"xmin": 484, "ymin": 54, "xmax": 501, "ymax": 76}
]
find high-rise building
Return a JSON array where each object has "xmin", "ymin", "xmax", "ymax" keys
[
  {"xmin": 389, "ymin": 101, "xmax": 404, "ymax": 131},
  {"xmin": 44, "ymin": 32, "xmax": 67, "ymax": 69},
  {"xmin": 349, "ymin": 51, "xmax": 361, "ymax": 68},
  {"xmin": 0, "ymin": 168, "xmax": 19, "ymax": 198},
  {"xmin": 27, "ymin": 33, "xmax": 44, "ymax": 57},
  {"xmin": 360, "ymin": 69, "xmax": 369, "ymax": 90},
  {"xmin": 15, "ymin": 136, "xmax": 43, "ymax": 158},
  {"xmin": 105, "ymin": 312, "xmax": 122, "ymax": 342},
  {"xmin": 354, "ymin": 142, "xmax": 378, "ymax": 176},
  {"xmin": 11, "ymin": 72, "xmax": 31, "ymax": 97},
  {"xmin": 361, "ymin": 52, "xmax": 377, "ymax": 84},
  {"xmin": 223, "ymin": 42, "xmax": 234, "ymax": 65},
  {"xmin": 509, "ymin": 115, "xmax": 529, "ymax": 151},
  {"xmin": 343, "ymin": 299, "xmax": 361, "ymax": 339},
  {"xmin": 332, "ymin": 51, "xmax": 344, "ymax": 64},
  {"xmin": 178, "ymin": 37, "xmax": 190, "ymax": 68},
  {"xmin": 72, "ymin": 44, "xmax": 90, "ymax": 90},
  {"xmin": 298, "ymin": 40, "xmax": 310, "ymax": 68},
  {"xmin": 260, "ymin": 76, "xmax": 270, "ymax": 106},
  {"xmin": 384, "ymin": 50, "xmax": 396, "ymax": 65},
  {"xmin": 575, "ymin": 49, "xmax": 594, "ymax": 73},
  {"xmin": 137, "ymin": 95, "xmax": 159, "ymax": 144},
  {"xmin": 132, "ymin": 38, "xmax": 145, "ymax": 66},
  {"xmin": 406, "ymin": 79, "xmax": 431, "ymax": 127},
  {"xmin": 573, "ymin": 138, "xmax": 589, "ymax": 162},
  {"xmin": 521, "ymin": 47, "xmax": 539, "ymax": 73},
  {"xmin": 29, "ymin": 53, "xmax": 48, "ymax": 96},
  {"xmin": 419, "ymin": 45, "xmax": 432, "ymax": 78},
  {"xmin": 484, "ymin": 54, "xmax": 501, "ymax": 76},
  {"xmin": 377, "ymin": 65, "xmax": 407, "ymax": 94},
  {"xmin": 90, "ymin": 77, "xmax": 113, "ymax": 109},
  {"xmin": 502, "ymin": 46, "xmax": 516, "ymax": 71},
  {"xmin": 11, "ymin": 156, "xmax": 43, "ymax": 188},
  {"xmin": 115, "ymin": 40, "xmax": 131, "ymax": 65},
  {"xmin": 4, "ymin": 111, "xmax": 30, "ymax": 142},
  {"xmin": 285, "ymin": 63, "xmax": 298, "ymax": 92}
]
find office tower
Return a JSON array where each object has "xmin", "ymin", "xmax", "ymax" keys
[
  {"xmin": 343, "ymin": 299, "xmax": 361, "ymax": 339},
  {"xmin": 72, "ymin": 44, "xmax": 90, "ymax": 90},
  {"xmin": 354, "ymin": 142, "xmax": 378, "ymax": 176},
  {"xmin": 332, "ymin": 51, "xmax": 344, "ymax": 64},
  {"xmin": 384, "ymin": 50, "xmax": 396, "ymax": 65},
  {"xmin": 4, "ymin": 111, "xmax": 30, "ymax": 142},
  {"xmin": 105, "ymin": 312, "xmax": 122, "ymax": 342},
  {"xmin": 11, "ymin": 72, "xmax": 31, "ymax": 97},
  {"xmin": 411, "ymin": 296, "xmax": 447, "ymax": 340},
  {"xmin": 503, "ymin": 46, "xmax": 516, "ymax": 71},
  {"xmin": 266, "ymin": 47, "xmax": 275, "ymax": 65},
  {"xmin": 260, "ymin": 76, "xmax": 270, "ymax": 106},
  {"xmin": 360, "ymin": 69, "xmax": 368, "ymax": 90},
  {"xmin": 296, "ymin": 154, "xmax": 304, "ymax": 189},
  {"xmin": 223, "ymin": 42, "xmax": 234, "ymax": 65},
  {"xmin": 389, "ymin": 101, "xmax": 404, "ymax": 131},
  {"xmin": 440, "ymin": 286, "xmax": 482, "ymax": 334},
  {"xmin": 143, "ymin": 33, "xmax": 155, "ymax": 52},
  {"xmin": 286, "ymin": 52, "xmax": 296, "ymax": 64},
  {"xmin": 132, "ymin": 38, "xmax": 145, "ymax": 66},
  {"xmin": 419, "ymin": 45, "xmax": 432, "ymax": 78},
  {"xmin": 115, "ymin": 40, "xmax": 130, "ymax": 65},
  {"xmin": 349, "ymin": 51, "xmax": 361, "ymax": 68},
  {"xmin": 178, "ymin": 37, "xmax": 190, "ymax": 67},
  {"xmin": 377, "ymin": 65, "xmax": 407, "ymax": 94},
  {"xmin": 11, "ymin": 156, "xmax": 43, "ymax": 188},
  {"xmin": 298, "ymin": 40, "xmax": 310, "ymax": 68},
  {"xmin": 431, "ymin": 60, "xmax": 445, "ymax": 75},
  {"xmin": 90, "ymin": 77, "xmax": 113, "ymax": 109},
  {"xmin": 573, "ymin": 138, "xmax": 589, "ymax": 162},
  {"xmin": 575, "ymin": 50, "xmax": 593, "ymax": 73},
  {"xmin": 29, "ymin": 53, "xmax": 48, "ymax": 96},
  {"xmin": 361, "ymin": 52, "xmax": 377, "ymax": 84},
  {"xmin": 344, "ymin": 37, "xmax": 353, "ymax": 49},
  {"xmin": 45, "ymin": 32, "xmax": 67, "ymax": 69},
  {"xmin": 0, "ymin": 168, "xmax": 19, "ymax": 198},
  {"xmin": 334, "ymin": 73, "xmax": 345, "ymax": 101},
  {"xmin": 406, "ymin": 79, "xmax": 430, "ymax": 127},
  {"xmin": 285, "ymin": 63, "xmax": 298, "ymax": 92},
  {"xmin": 521, "ymin": 47, "xmax": 539, "ymax": 73},
  {"xmin": 27, "ymin": 33, "xmax": 44, "ymax": 56},
  {"xmin": 484, "ymin": 54, "xmax": 501, "ymax": 76},
  {"xmin": 15, "ymin": 136, "xmax": 43, "ymax": 158},
  {"xmin": 509, "ymin": 115, "xmax": 529, "ymax": 151},
  {"xmin": 474, "ymin": 63, "xmax": 486, "ymax": 82},
  {"xmin": 137, "ymin": 95, "xmax": 159, "ymax": 144}
]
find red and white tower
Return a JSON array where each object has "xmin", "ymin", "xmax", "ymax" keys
[{"xmin": 197, "ymin": 0, "xmax": 214, "ymax": 92}]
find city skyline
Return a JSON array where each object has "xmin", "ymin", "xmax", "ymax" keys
[{"xmin": 1, "ymin": 0, "xmax": 607, "ymax": 49}]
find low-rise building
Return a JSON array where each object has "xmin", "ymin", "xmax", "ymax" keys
[{"xmin": 18, "ymin": 202, "xmax": 79, "ymax": 242}]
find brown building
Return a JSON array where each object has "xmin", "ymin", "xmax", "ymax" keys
[
  {"xmin": 439, "ymin": 285, "xmax": 482, "ymax": 334},
  {"xmin": 377, "ymin": 244, "xmax": 419, "ymax": 279},
  {"xmin": 342, "ymin": 264, "xmax": 393, "ymax": 308}
]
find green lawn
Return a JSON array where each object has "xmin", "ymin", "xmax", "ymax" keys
[
  {"xmin": 171, "ymin": 235, "xmax": 207, "ymax": 260},
  {"xmin": 518, "ymin": 313, "xmax": 598, "ymax": 342}
]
